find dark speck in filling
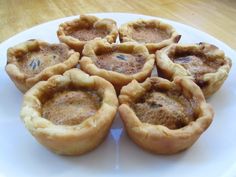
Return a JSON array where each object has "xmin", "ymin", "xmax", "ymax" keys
[
  {"xmin": 195, "ymin": 76, "xmax": 209, "ymax": 88},
  {"xmin": 116, "ymin": 54, "xmax": 127, "ymax": 61},
  {"xmin": 149, "ymin": 101, "xmax": 163, "ymax": 108},
  {"xmin": 29, "ymin": 58, "xmax": 41, "ymax": 70}
]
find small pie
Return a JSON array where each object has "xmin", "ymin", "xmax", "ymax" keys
[
  {"xmin": 20, "ymin": 69, "xmax": 118, "ymax": 155},
  {"xmin": 156, "ymin": 43, "xmax": 232, "ymax": 97},
  {"xmin": 119, "ymin": 77, "xmax": 213, "ymax": 154},
  {"xmin": 80, "ymin": 39, "xmax": 155, "ymax": 92},
  {"xmin": 57, "ymin": 15, "xmax": 118, "ymax": 53},
  {"xmin": 5, "ymin": 39, "xmax": 79, "ymax": 92},
  {"xmin": 119, "ymin": 19, "xmax": 181, "ymax": 53}
]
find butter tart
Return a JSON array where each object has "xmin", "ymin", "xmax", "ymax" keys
[
  {"xmin": 156, "ymin": 43, "xmax": 232, "ymax": 97},
  {"xmin": 119, "ymin": 77, "xmax": 213, "ymax": 154},
  {"xmin": 119, "ymin": 19, "xmax": 181, "ymax": 53},
  {"xmin": 80, "ymin": 39, "xmax": 155, "ymax": 92},
  {"xmin": 5, "ymin": 39, "xmax": 79, "ymax": 93},
  {"xmin": 20, "ymin": 69, "xmax": 118, "ymax": 155},
  {"xmin": 57, "ymin": 15, "xmax": 118, "ymax": 53}
]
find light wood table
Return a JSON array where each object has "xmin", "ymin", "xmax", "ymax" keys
[{"xmin": 1, "ymin": 0, "xmax": 236, "ymax": 49}]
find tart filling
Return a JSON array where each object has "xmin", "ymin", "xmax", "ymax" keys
[
  {"xmin": 69, "ymin": 28, "xmax": 108, "ymax": 41},
  {"xmin": 42, "ymin": 90, "xmax": 101, "ymax": 125},
  {"xmin": 95, "ymin": 52, "xmax": 146, "ymax": 74},
  {"xmin": 17, "ymin": 44, "xmax": 70, "ymax": 76},
  {"xmin": 131, "ymin": 26, "xmax": 170, "ymax": 43},
  {"xmin": 169, "ymin": 51, "xmax": 224, "ymax": 86},
  {"xmin": 133, "ymin": 88, "xmax": 195, "ymax": 129}
]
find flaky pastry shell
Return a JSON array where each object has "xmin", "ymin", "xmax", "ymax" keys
[
  {"xmin": 57, "ymin": 15, "xmax": 118, "ymax": 53},
  {"xmin": 155, "ymin": 43, "xmax": 232, "ymax": 97},
  {"xmin": 20, "ymin": 69, "xmax": 118, "ymax": 155},
  {"xmin": 119, "ymin": 19, "xmax": 181, "ymax": 53},
  {"xmin": 5, "ymin": 39, "xmax": 79, "ymax": 93},
  {"xmin": 119, "ymin": 77, "xmax": 214, "ymax": 154}
]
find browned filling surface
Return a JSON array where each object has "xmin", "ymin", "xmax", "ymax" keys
[
  {"xmin": 17, "ymin": 44, "xmax": 69, "ymax": 76},
  {"xmin": 42, "ymin": 90, "xmax": 101, "ymax": 125},
  {"xmin": 70, "ymin": 28, "xmax": 108, "ymax": 41},
  {"xmin": 131, "ymin": 26, "xmax": 170, "ymax": 43},
  {"xmin": 170, "ymin": 52, "xmax": 224, "ymax": 86},
  {"xmin": 133, "ymin": 89, "xmax": 195, "ymax": 129},
  {"xmin": 95, "ymin": 52, "xmax": 146, "ymax": 74}
]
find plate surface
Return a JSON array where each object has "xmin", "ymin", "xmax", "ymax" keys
[{"xmin": 0, "ymin": 13, "xmax": 236, "ymax": 177}]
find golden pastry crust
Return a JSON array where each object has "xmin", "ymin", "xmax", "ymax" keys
[
  {"xmin": 20, "ymin": 69, "xmax": 118, "ymax": 155},
  {"xmin": 5, "ymin": 39, "xmax": 79, "ymax": 93},
  {"xmin": 119, "ymin": 77, "xmax": 214, "ymax": 154},
  {"xmin": 119, "ymin": 19, "xmax": 181, "ymax": 53},
  {"xmin": 80, "ymin": 39, "xmax": 155, "ymax": 92},
  {"xmin": 156, "ymin": 43, "xmax": 232, "ymax": 97},
  {"xmin": 57, "ymin": 15, "xmax": 118, "ymax": 53}
]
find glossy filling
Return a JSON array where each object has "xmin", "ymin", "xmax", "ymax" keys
[
  {"xmin": 70, "ymin": 28, "xmax": 108, "ymax": 41},
  {"xmin": 18, "ymin": 44, "xmax": 69, "ymax": 76},
  {"xmin": 133, "ymin": 89, "xmax": 195, "ymax": 129},
  {"xmin": 42, "ymin": 90, "xmax": 101, "ymax": 125},
  {"xmin": 131, "ymin": 26, "xmax": 170, "ymax": 43},
  {"xmin": 171, "ymin": 53, "xmax": 224, "ymax": 86},
  {"xmin": 95, "ymin": 52, "xmax": 146, "ymax": 74}
]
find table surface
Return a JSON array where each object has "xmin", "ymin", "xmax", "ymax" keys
[{"xmin": 1, "ymin": 0, "xmax": 236, "ymax": 50}]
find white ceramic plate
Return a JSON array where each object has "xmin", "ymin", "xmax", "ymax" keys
[{"xmin": 0, "ymin": 13, "xmax": 235, "ymax": 177}]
